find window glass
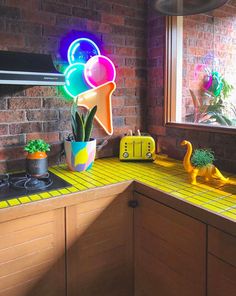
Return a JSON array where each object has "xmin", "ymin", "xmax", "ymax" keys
[{"xmin": 172, "ymin": 5, "xmax": 236, "ymax": 128}]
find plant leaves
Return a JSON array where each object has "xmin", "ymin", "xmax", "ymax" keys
[{"xmin": 84, "ymin": 105, "xmax": 97, "ymax": 142}]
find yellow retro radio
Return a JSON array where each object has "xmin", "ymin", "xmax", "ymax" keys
[{"xmin": 119, "ymin": 130, "xmax": 155, "ymax": 161}]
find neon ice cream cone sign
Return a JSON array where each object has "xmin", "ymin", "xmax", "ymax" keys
[{"xmin": 63, "ymin": 37, "xmax": 116, "ymax": 135}]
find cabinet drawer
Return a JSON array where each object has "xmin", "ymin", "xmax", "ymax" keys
[
  {"xmin": 208, "ymin": 254, "xmax": 236, "ymax": 296},
  {"xmin": 208, "ymin": 226, "xmax": 236, "ymax": 267}
]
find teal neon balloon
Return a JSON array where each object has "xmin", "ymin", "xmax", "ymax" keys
[{"xmin": 63, "ymin": 63, "xmax": 90, "ymax": 98}]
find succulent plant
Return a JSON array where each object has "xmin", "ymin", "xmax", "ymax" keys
[
  {"xmin": 24, "ymin": 139, "xmax": 51, "ymax": 154},
  {"xmin": 71, "ymin": 104, "xmax": 97, "ymax": 142},
  {"xmin": 191, "ymin": 148, "xmax": 215, "ymax": 168}
]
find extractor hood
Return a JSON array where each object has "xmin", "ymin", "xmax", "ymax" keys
[
  {"xmin": 153, "ymin": 0, "xmax": 229, "ymax": 16},
  {"xmin": 0, "ymin": 51, "xmax": 65, "ymax": 86}
]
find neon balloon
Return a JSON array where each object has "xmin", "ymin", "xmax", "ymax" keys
[
  {"xmin": 67, "ymin": 38, "xmax": 100, "ymax": 64},
  {"xmin": 84, "ymin": 55, "xmax": 116, "ymax": 88},
  {"xmin": 64, "ymin": 63, "xmax": 90, "ymax": 98}
]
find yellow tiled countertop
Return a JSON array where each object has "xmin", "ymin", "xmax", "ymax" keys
[{"xmin": 1, "ymin": 157, "xmax": 236, "ymax": 222}]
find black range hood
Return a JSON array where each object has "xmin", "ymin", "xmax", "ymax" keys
[{"xmin": 0, "ymin": 51, "xmax": 65, "ymax": 86}]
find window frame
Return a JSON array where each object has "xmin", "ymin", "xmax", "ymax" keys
[{"xmin": 165, "ymin": 16, "xmax": 236, "ymax": 135}]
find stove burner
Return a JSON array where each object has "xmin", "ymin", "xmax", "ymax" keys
[
  {"xmin": 11, "ymin": 173, "xmax": 53, "ymax": 191},
  {"xmin": 0, "ymin": 174, "xmax": 9, "ymax": 189}
]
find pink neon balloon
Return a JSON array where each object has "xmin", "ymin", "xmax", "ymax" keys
[{"xmin": 84, "ymin": 55, "xmax": 116, "ymax": 88}]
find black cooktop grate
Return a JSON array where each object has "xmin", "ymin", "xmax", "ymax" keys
[{"xmin": 0, "ymin": 171, "xmax": 72, "ymax": 201}]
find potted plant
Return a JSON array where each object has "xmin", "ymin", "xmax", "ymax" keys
[
  {"xmin": 64, "ymin": 104, "xmax": 97, "ymax": 172},
  {"xmin": 24, "ymin": 139, "xmax": 51, "ymax": 177}
]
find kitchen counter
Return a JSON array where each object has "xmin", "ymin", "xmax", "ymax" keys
[{"xmin": 0, "ymin": 157, "xmax": 236, "ymax": 232}]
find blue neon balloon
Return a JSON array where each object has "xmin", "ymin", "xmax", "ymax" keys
[
  {"xmin": 64, "ymin": 63, "xmax": 90, "ymax": 98},
  {"xmin": 67, "ymin": 38, "xmax": 101, "ymax": 64}
]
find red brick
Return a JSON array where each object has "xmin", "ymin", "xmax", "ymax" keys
[
  {"xmin": 42, "ymin": 2, "xmax": 72, "ymax": 16},
  {"xmin": 0, "ymin": 33, "xmax": 24, "ymax": 48},
  {"xmin": 102, "ymin": 13, "xmax": 124, "ymax": 26},
  {"xmin": 9, "ymin": 122, "xmax": 42, "ymax": 135},
  {"xmin": 6, "ymin": 0, "xmax": 41, "ymax": 9},
  {"xmin": 22, "ymin": 9, "xmax": 56, "ymax": 25},
  {"xmin": 26, "ymin": 132, "xmax": 60, "ymax": 143},
  {"xmin": 25, "ymin": 86, "xmax": 58, "ymax": 98},
  {"xmin": 0, "ymin": 111, "xmax": 25, "ymax": 123},
  {"xmin": 43, "ymin": 98, "xmax": 71, "ymax": 108},
  {"xmin": 0, "ymin": 125, "xmax": 8, "ymax": 136},
  {"xmin": 0, "ymin": 146, "xmax": 25, "ymax": 161},
  {"xmin": 113, "ymin": 106, "xmax": 137, "ymax": 116},
  {"xmin": 0, "ymin": 135, "xmax": 25, "ymax": 147},
  {"xmin": 26, "ymin": 110, "xmax": 59, "ymax": 121},
  {"xmin": 8, "ymin": 98, "xmax": 42, "ymax": 109}
]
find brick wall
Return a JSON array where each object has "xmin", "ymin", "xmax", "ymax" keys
[
  {"xmin": 147, "ymin": 2, "xmax": 236, "ymax": 173},
  {"xmin": 0, "ymin": 0, "xmax": 147, "ymax": 172}
]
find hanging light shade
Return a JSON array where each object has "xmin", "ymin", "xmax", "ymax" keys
[{"xmin": 153, "ymin": 0, "xmax": 229, "ymax": 16}]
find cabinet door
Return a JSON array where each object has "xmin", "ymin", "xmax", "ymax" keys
[
  {"xmin": 134, "ymin": 192, "xmax": 206, "ymax": 296},
  {"xmin": 208, "ymin": 226, "xmax": 236, "ymax": 296},
  {"xmin": 66, "ymin": 190, "xmax": 133, "ymax": 296},
  {"xmin": 0, "ymin": 208, "xmax": 66, "ymax": 296}
]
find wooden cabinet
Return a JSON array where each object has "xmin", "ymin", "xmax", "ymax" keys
[
  {"xmin": 208, "ymin": 226, "xmax": 236, "ymax": 296},
  {"xmin": 0, "ymin": 186, "xmax": 235, "ymax": 296},
  {"xmin": 66, "ymin": 189, "xmax": 134, "ymax": 296},
  {"xmin": 134, "ymin": 192, "xmax": 206, "ymax": 296},
  {"xmin": 0, "ymin": 208, "xmax": 65, "ymax": 296}
]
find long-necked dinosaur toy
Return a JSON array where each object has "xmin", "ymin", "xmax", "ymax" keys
[{"xmin": 181, "ymin": 140, "xmax": 229, "ymax": 185}]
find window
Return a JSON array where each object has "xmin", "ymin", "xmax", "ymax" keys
[{"xmin": 166, "ymin": 6, "xmax": 236, "ymax": 130}]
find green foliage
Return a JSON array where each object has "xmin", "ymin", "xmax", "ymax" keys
[
  {"xmin": 220, "ymin": 77, "xmax": 234, "ymax": 100},
  {"xmin": 24, "ymin": 139, "xmax": 51, "ymax": 154},
  {"xmin": 191, "ymin": 149, "xmax": 215, "ymax": 168},
  {"xmin": 71, "ymin": 104, "xmax": 97, "ymax": 142}
]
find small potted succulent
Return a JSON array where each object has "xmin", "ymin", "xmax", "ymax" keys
[
  {"xmin": 24, "ymin": 139, "xmax": 51, "ymax": 177},
  {"xmin": 64, "ymin": 104, "xmax": 97, "ymax": 172}
]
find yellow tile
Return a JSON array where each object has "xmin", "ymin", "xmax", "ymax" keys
[
  {"xmin": 29, "ymin": 194, "xmax": 41, "ymax": 201},
  {"xmin": 228, "ymin": 208, "xmax": 236, "ymax": 214},
  {"xmin": 39, "ymin": 192, "xmax": 51, "ymax": 199},
  {"xmin": 221, "ymin": 211, "xmax": 236, "ymax": 220},
  {"xmin": 0, "ymin": 201, "xmax": 9, "ymax": 208},
  {"xmin": 8, "ymin": 199, "xmax": 20, "ymax": 206},
  {"xmin": 49, "ymin": 190, "xmax": 61, "ymax": 197},
  {"xmin": 208, "ymin": 201, "xmax": 230, "ymax": 211},
  {"xmin": 186, "ymin": 198, "xmax": 205, "ymax": 206},
  {"xmin": 59, "ymin": 188, "xmax": 71, "ymax": 195},
  {"xmin": 67, "ymin": 186, "xmax": 79, "ymax": 193},
  {"xmin": 201, "ymin": 204, "xmax": 222, "ymax": 213},
  {"xmin": 19, "ymin": 196, "xmax": 31, "ymax": 204}
]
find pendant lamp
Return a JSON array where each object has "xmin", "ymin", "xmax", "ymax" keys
[{"xmin": 153, "ymin": 0, "xmax": 229, "ymax": 16}]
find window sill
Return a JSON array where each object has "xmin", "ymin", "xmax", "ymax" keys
[{"xmin": 165, "ymin": 122, "xmax": 236, "ymax": 135}]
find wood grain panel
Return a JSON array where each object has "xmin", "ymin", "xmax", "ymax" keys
[
  {"xmin": 208, "ymin": 226, "xmax": 236, "ymax": 267},
  {"xmin": 0, "ymin": 209, "xmax": 65, "ymax": 296},
  {"xmin": 66, "ymin": 190, "xmax": 133, "ymax": 296},
  {"xmin": 134, "ymin": 193, "xmax": 206, "ymax": 296},
  {"xmin": 208, "ymin": 254, "xmax": 236, "ymax": 296}
]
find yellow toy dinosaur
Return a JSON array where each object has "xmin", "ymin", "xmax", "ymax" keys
[{"xmin": 181, "ymin": 140, "xmax": 229, "ymax": 185}]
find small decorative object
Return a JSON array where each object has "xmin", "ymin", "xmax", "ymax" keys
[
  {"xmin": 64, "ymin": 104, "xmax": 97, "ymax": 172},
  {"xmin": 181, "ymin": 140, "xmax": 228, "ymax": 185},
  {"xmin": 24, "ymin": 139, "xmax": 50, "ymax": 177}
]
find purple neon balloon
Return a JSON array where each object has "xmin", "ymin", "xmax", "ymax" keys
[{"xmin": 84, "ymin": 55, "xmax": 116, "ymax": 88}]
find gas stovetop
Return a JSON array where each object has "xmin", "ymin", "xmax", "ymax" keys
[{"xmin": 0, "ymin": 171, "xmax": 72, "ymax": 201}]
